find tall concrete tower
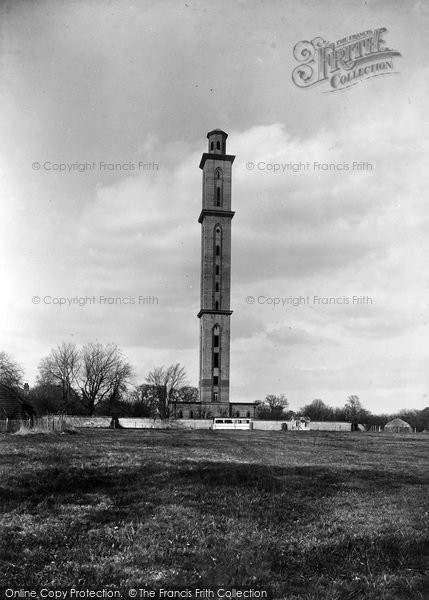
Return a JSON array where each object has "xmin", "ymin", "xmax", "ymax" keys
[{"xmin": 198, "ymin": 129, "xmax": 235, "ymax": 412}]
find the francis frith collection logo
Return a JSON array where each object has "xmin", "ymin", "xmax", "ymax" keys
[{"xmin": 292, "ymin": 28, "xmax": 401, "ymax": 92}]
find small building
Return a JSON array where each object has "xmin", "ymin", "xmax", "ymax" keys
[
  {"xmin": 0, "ymin": 382, "xmax": 34, "ymax": 420},
  {"xmin": 283, "ymin": 416, "xmax": 311, "ymax": 431},
  {"xmin": 384, "ymin": 418, "xmax": 412, "ymax": 433}
]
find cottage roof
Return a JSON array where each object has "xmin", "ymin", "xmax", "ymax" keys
[
  {"xmin": 385, "ymin": 417, "xmax": 411, "ymax": 428},
  {"xmin": 0, "ymin": 382, "xmax": 34, "ymax": 418}
]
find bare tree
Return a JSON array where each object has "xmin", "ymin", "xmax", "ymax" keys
[
  {"xmin": 145, "ymin": 363, "xmax": 188, "ymax": 419},
  {"xmin": 0, "ymin": 351, "xmax": 24, "ymax": 388},
  {"xmin": 37, "ymin": 342, "xmax": 80, "ymax": 410},
  {"xmin": 79, "ymin": 343, "xmax": 133, "ymax": 415}
]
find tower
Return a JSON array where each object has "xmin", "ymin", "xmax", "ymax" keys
[{"xmin": 198, "ymin": 129, "xmax": 235, "ymax": 411}]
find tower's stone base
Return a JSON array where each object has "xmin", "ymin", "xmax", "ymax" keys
[{"xmin": 172, "ymin": 402, "xmax": 257, "ymax": 420}]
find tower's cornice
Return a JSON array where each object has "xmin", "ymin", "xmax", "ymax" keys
[
  {"xmin": 199, "ymin": 153, "xmax": 236, "ymax": 170},
  {"xmin": 197, "ymin": 309, "xmax": 233, "ymax": 319},
  {"xmin": 198, "ymin": 209, "xmax": 235, "ymax": 223},
  {"xmin": 207, "ymin": 129, "xmax": 228, "ymax": 139}
]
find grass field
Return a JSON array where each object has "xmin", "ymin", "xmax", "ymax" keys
[{"xmin": 0, "ymin": 429, "xmax": 428, "ymax": 599}]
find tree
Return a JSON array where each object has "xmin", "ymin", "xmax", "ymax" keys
[
  {"xmin": 29, "ymin": 383, "xmax": 85, "ymax": 415},
  {"xmin": 37, "ymin": 342, "xmax": 80, "ymax": 411},
  {"xmin": 258, "ymin": 394, "xmax": 289, "ymax": 419},
  {"xmin": 300, "ymin": 399, "xmax": 335, "ymax": 421},
  {"xmin": 264, "ymin": 394, "xmax": 289, "ymax": 410},
  {"xmin": 417, "ymin": 407, "xmax": 429, "ymax": 431},
  {"xmin": 364, "ymin": 412, "xmax": 389, "ymax": 429},
  {"xmin": 145, "ymin": 363, "xmax": 188, "ymax": 419},
  {"xmin": 177, "ymin": 385, "xmax": 199, "ymax": 403},
  {"xmin": 127, "ymin": 384, "xmax": 160, "ymax": 417},
  {"xmin": 79, "ymin": 343, "xmax": 133, "ymax": 415},
  {"xmin": 395, "ymin": 409, "xmax": 426, "ymax": 432},
  {"xmin": 119, "ymin": 390, "xmax": 150, "ymax": 417},
  {"xmin": 344, "ymin": 395, "xmax": 370, "ymax": 424},
  {"xmin": 0, "ymin": 351, "xmax": 24, "ymax": 388}
]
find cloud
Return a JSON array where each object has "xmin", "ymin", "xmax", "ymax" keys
[{"xmin": 4, "ymin": 115, "xmax": 428, "ymax": 411}]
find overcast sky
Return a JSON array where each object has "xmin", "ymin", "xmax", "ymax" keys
[{"xmin": 1, "ymin": 0, "xmax": 428, "ymax": 413}]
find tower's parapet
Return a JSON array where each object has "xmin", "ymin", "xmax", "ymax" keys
[{"xmin": 206, "ymin": 129, "xmax": 228, "ymax": 154}]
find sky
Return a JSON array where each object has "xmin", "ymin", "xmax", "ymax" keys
[{"xmin": 1, "ymin": 0, "xmax": 428, "ymax": 414}]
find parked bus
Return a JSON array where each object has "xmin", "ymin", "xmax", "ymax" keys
[{"xmin": 212, "ymin": 417, "xmax": 253, "ymax": 430}]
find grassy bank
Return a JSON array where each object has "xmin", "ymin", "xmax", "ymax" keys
[{"xmin": 0, "ymin": 430, "xmax": 428, "ymax": 599}]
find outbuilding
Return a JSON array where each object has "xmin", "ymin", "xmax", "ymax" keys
[
  {"xmin": 0, "ymin": 382, "xmax": 34, "ymax": 420},
  {"xmin": 384, "ymin": 418, "xmax": 412, "ymax": 433}
]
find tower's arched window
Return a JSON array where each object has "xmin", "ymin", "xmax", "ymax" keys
[
  {"xmin": 213, "ymin": 325, "xmax": 220, "ymax": 348},
  {"xmin": 216, "ymin": 141, "xmax": 220, "ymax": 150},
  {"xmin": 214, "ymin": 226, "xmax": 222, "ymax": 310},
  {"xmin": 214, "ymin": 169, "xmax": 223, "ymax": 207},
  {"xmin": 210, "ymin": 141, "xmax": 214, "ymax": 151},
  {"xmin": 190, "ymin": 410, "xmax": 194, "ymax": 419},
  {"xmin": 212, "ymin": 325, "xmax": 220, "ymax": 389}
]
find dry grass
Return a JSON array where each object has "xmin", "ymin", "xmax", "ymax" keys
[
  {"xmin": 12, "ymin": 425, "xmax": 55, "ymax": 436},
  {"xmin": 0, "ymin": 430, "xmax": 428, "ymax": 599},
  {"xmin": 11, "ymin": 422, "xmax": 78, "ymax": 436}
]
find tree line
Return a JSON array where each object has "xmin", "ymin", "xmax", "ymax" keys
[
  {"xmin": 0, "ymin": 344, "xmax": 193, "ymax": 419},
  {"xmin": 1, "ymin": 345, "xmax": 428, "ymax": 429},
  {"xmin": 257, "ymin": 394, "xmax": 429, "ymax": 431}
]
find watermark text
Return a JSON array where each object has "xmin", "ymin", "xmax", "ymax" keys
[
  {"xmin": 32, "ymin": 161, "xmax": 159, "ymax": 172},
  {"xmin": 31, "ymin": 295, "xmax": 159, "ymax": 307},
  {"xmin": 245, "ymin": 161, "xmax": 373, "ymax": 173},
  {"xmin": 246, "ymin": 295, "xmax": 373, "ymax": 306}
]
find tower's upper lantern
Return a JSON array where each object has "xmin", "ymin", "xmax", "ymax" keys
[{"xmin": 207, "ymin": 129, "xmax": 228, "ymax": 155}]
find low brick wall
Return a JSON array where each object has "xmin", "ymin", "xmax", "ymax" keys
[
  {"xmin": 179, "ymin": 419, "xmax": 212, "ymax": 429},
  {"xmin": 252, "ymin": 420, "xmax": 352, "ymax": 432},
  {"xmin": 63, "ymin": 416, "xmax": 112, "ymax": 428},
  {"xmin": 118, "ymin": 418, "xmax": 212, "ymax": 429},
  {"xmin": 252, "ymin": 420, "xmax": 286, "ymax": 431},
  {"xmin": 40, "ymin": 416, "xmax": 214, "ymax": 430},
  {"xmin": 42, "ymin": 416, "xmax": 353, "ymax": 432},
  {"xmin": 310, "ymin": 421, "xmax": 352, "ymax": 431},
  {"xmin": 118, "ymin": 418, "xmax": 170, "ymax": 429}
]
